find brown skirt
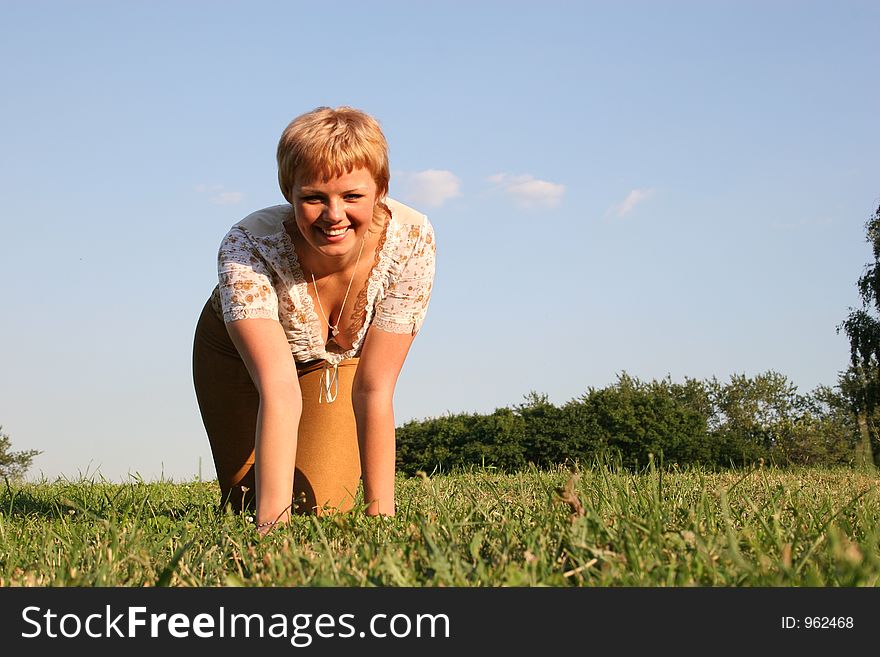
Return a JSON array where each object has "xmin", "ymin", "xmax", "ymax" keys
[{"xmin": 192, "ymin": 299, "xmax": 361, "ymax": 515}]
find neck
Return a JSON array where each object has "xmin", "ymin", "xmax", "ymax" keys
[
  {"xmin": 284, "ymin": 222, "xmax": 368, "ymax": 278},
  {"xmin": 301, "ymin": 232, "xmax": 370, "ymax": 280},
  {"xmin": 303, "ymin": 250, "xmax": 358, "ymax": 279}
]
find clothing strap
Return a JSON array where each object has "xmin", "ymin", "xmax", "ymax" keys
[{"xmin": 318, "ymin": 362, "xmax": 339, "ymax": 403}]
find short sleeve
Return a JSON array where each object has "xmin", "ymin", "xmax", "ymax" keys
[
  {"xmin": 216, "ymin": 227, "xmax": 279, "ymax": 323},
  {"xmin": 373, "ymin": 221, "xmax": 436, "ymax": 335}
]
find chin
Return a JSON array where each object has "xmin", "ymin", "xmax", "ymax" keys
[{"xmin": 312, "ymin": 240, "xmax": 356, "ymax": 259}]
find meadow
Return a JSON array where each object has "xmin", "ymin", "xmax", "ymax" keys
[{"xmin": 1, "ymin": 463, "xmax": 878, "ymax": 586}]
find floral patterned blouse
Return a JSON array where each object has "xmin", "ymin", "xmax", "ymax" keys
[{"xmin": 209, "ymin": 198, "xmax": 435, "ymax": 368}]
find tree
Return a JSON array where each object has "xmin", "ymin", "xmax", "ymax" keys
[
  {"xmin": 707, "ymin": 371, "xmax": 805, "ymax": 464},
  {"xmin": 0, "ymin": 426, "xmax": 41, "ymax": 480},
  {"xmin": 515, "ymin": 391, "xmax": 604, "ymax": 468},
  {"xmin": 574, "ymin": 373, "xmax": 711, "ymax": 469},
  {"xmin": 838, "ymin": 202, "xmax": 880, "ymax": 466}
]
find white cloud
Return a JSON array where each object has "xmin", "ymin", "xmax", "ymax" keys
[
  {"xmin": 396, "ymin": 169, "xmax": 462, "ymax": 208},
  {"xmin": 488, "ymin": 173, "xmax": 565, "ymax": 209},
  {"xmin": 607, "ymin": 188, "xmax": 654, "ymax": 219},
  {"xmin": 195, "ymin": 183, "xmax": 244, "ymax": 205},
  {"xmin": 211, "ymin": 191, "xmax": 244, "ymax": 205}
]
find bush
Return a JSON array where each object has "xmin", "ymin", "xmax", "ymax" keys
[
  {"xmin": 770, "ymin": 385, "xmax": 860, "ymax": 466},
  {"xmin": 574, "ymin": 374, "xmax": 711, "ymax": 469},
  {"xmin": 396, "ymin": 409, "xmax": 527, "ymax": 475},
  {"xmin": 515, "ymin": 392, "xmax": 603, "ymax": 468},
  {"xmin": 0, "ymin": 426, "xmax": 41, "ymax": 480},
  {"xmin": 394, "ymin": 373, "xmax": 863, "ymax": 474}
]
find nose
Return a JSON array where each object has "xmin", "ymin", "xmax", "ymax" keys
[{"xmin": 324, "ymin": 197, "xmax": 345, "ymax": 223}]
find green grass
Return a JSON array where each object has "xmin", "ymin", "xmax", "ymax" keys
[{"xmin": 1, "ymin": 463, "xmax": 878, "ymax": 586}]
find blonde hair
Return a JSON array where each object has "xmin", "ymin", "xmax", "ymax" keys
[{"xmin": 277, "ymin": 106, "xmax": 390, "ymax": 205}]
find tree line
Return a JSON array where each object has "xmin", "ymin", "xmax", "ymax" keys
[{"xmin": 395, "ymin": 371, "xmax": 863, "ymax": 474}]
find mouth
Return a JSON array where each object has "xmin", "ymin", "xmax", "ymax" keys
[
  {"xmin": 320, "ymin": 225, "xmax": 350, "ymax": 237},
  {"xmin": 316, "ymin": 225, "xmax": 351, "ymax": 242}
]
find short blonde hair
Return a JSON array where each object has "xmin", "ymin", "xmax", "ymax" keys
[{"xmin": 277, "ymin": 106, "xmax": 390, "ymax": 205}]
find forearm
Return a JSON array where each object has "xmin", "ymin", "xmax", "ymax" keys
[
  {"xmin": 352, "ymin": 392, "xmax": 396, "ymax": 516},
  {"xmin": 254, "ymin": 390, "xmax": 302, "ymax": 524}
]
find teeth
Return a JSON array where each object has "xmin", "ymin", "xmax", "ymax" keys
[{"xmin": 321, "ymin": 227, "xmax": 349, "ymax": 236}]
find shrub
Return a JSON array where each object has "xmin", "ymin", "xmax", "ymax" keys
[
  {"xmin": 0, "ymin": 426, "xmax": 41, "ymax": 480},
  {"xmin": 573, "ymin": 374, "xmax": 711, "ymax": 469},
  {"xmin": 394, "ymin": 373, "xmax": 863, "ymax": 473}
]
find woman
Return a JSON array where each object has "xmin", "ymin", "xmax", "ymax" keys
[{"xmin": 192, "ymin": 106, "xmax": 435, "ymax": 534}]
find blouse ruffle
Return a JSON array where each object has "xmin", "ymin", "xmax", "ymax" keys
[{"xmin": 211, "ymin": 200, "xmax": 435, "ymax": 366}]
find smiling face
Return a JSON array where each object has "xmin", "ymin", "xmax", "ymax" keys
[{"xmin": 289, "ymin": 167, "xmax": 379, "ymax": 266}]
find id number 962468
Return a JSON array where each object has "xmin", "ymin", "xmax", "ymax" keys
[{"xmin": 781, "ymin": 616, "xmax": 854, "ymax": 629}]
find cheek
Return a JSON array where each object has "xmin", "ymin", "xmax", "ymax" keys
[{"xmin": 295, "ymin": 205, "xmax": 318, "ymax": 225}]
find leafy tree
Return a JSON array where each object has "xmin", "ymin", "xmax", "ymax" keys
[
  {"xmin": 0, "ymin": 426, "xmax": 41, "ymax": 480},
  {"xmin": 515, "ymin": 392, "xmax": 604, "ymax": 468},
  {"xmin": 575, "ymin": 373, "xmax": 711, "ymax": 469},
  {"xmin": 780, "ymin": 384, "xmax": 861, "ymax": 467},
  {"xmin": 396, "ymin": 412, "xmax": 468, "ymax": 475},
  {"xmin": 458, "ymin": 408, "xmax": 527, "ymax": 471},
  {"xmin": 394, "ymin": 373, "xmax": 863, "ymax": 474},
  {"xmin": 838, "ymin": 202, "xmax": 880, "ymax": 466},
  {"xmin": 836, "ymin": 366, "xmax": 878, "ymax": 467},
  {"xmin": 706, "ymin": 371, "xmax": 803, "ymax": 465},
  {"xmin": 396, "ymin": 409, "xmax": 527, "ymax": 475}
]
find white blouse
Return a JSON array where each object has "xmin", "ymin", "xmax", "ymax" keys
[{"xmin": 209, "ymin": 198, "xmax": 436, "ymax": 368}]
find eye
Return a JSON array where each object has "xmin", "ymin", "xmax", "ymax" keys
[
  {"xmin": 301, "ymin": 195, "xmax": 324, "ymax": 203},
  {"xmin": 344, "ymin": 194, "xmax": 364, "ymax": 201}
]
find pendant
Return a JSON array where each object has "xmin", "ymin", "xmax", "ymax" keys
[{"xmin": 331, "ymin": 325, "xmax": 340, "ymax": 338}]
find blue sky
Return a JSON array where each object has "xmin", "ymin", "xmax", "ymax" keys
[{"xmin": 1, "ymin": 1, "xmax": 877, "ymax": 481}]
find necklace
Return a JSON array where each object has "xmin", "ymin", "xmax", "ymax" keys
[{"xmin": 309, "ymin": 233, "xmax": 367, "ymax": 339}]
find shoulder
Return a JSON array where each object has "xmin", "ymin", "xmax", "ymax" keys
[
  {"xmin": 232, "ymin": 204, "xmax": 291, "ymax": 238},
  {"xmin": 386, "ymin": 198, "xmax": 429, "ymax": 227},
  {"xmin": 386, "ymin": 198, "xmax": 434, "ymax": 252},
  {"xmin": 218, "ymin": 205, "xmax": 290, "ymax": 269}
]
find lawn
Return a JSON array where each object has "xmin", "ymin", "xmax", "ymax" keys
[{"xmin": 1, "ymin": 464, "xmax": 878, "ymax": 586}]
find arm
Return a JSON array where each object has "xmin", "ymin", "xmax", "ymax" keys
[
  {"xmin": 351, "ymin": 327, "xmax": 415, "ymax": 516},
  {"xmin": 225, "ymin": 318, "xmax": 301, "ymax": 530},
  {"xmin": 355, "ymin": 213, "xmax": 436, "ymax": 514}
]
